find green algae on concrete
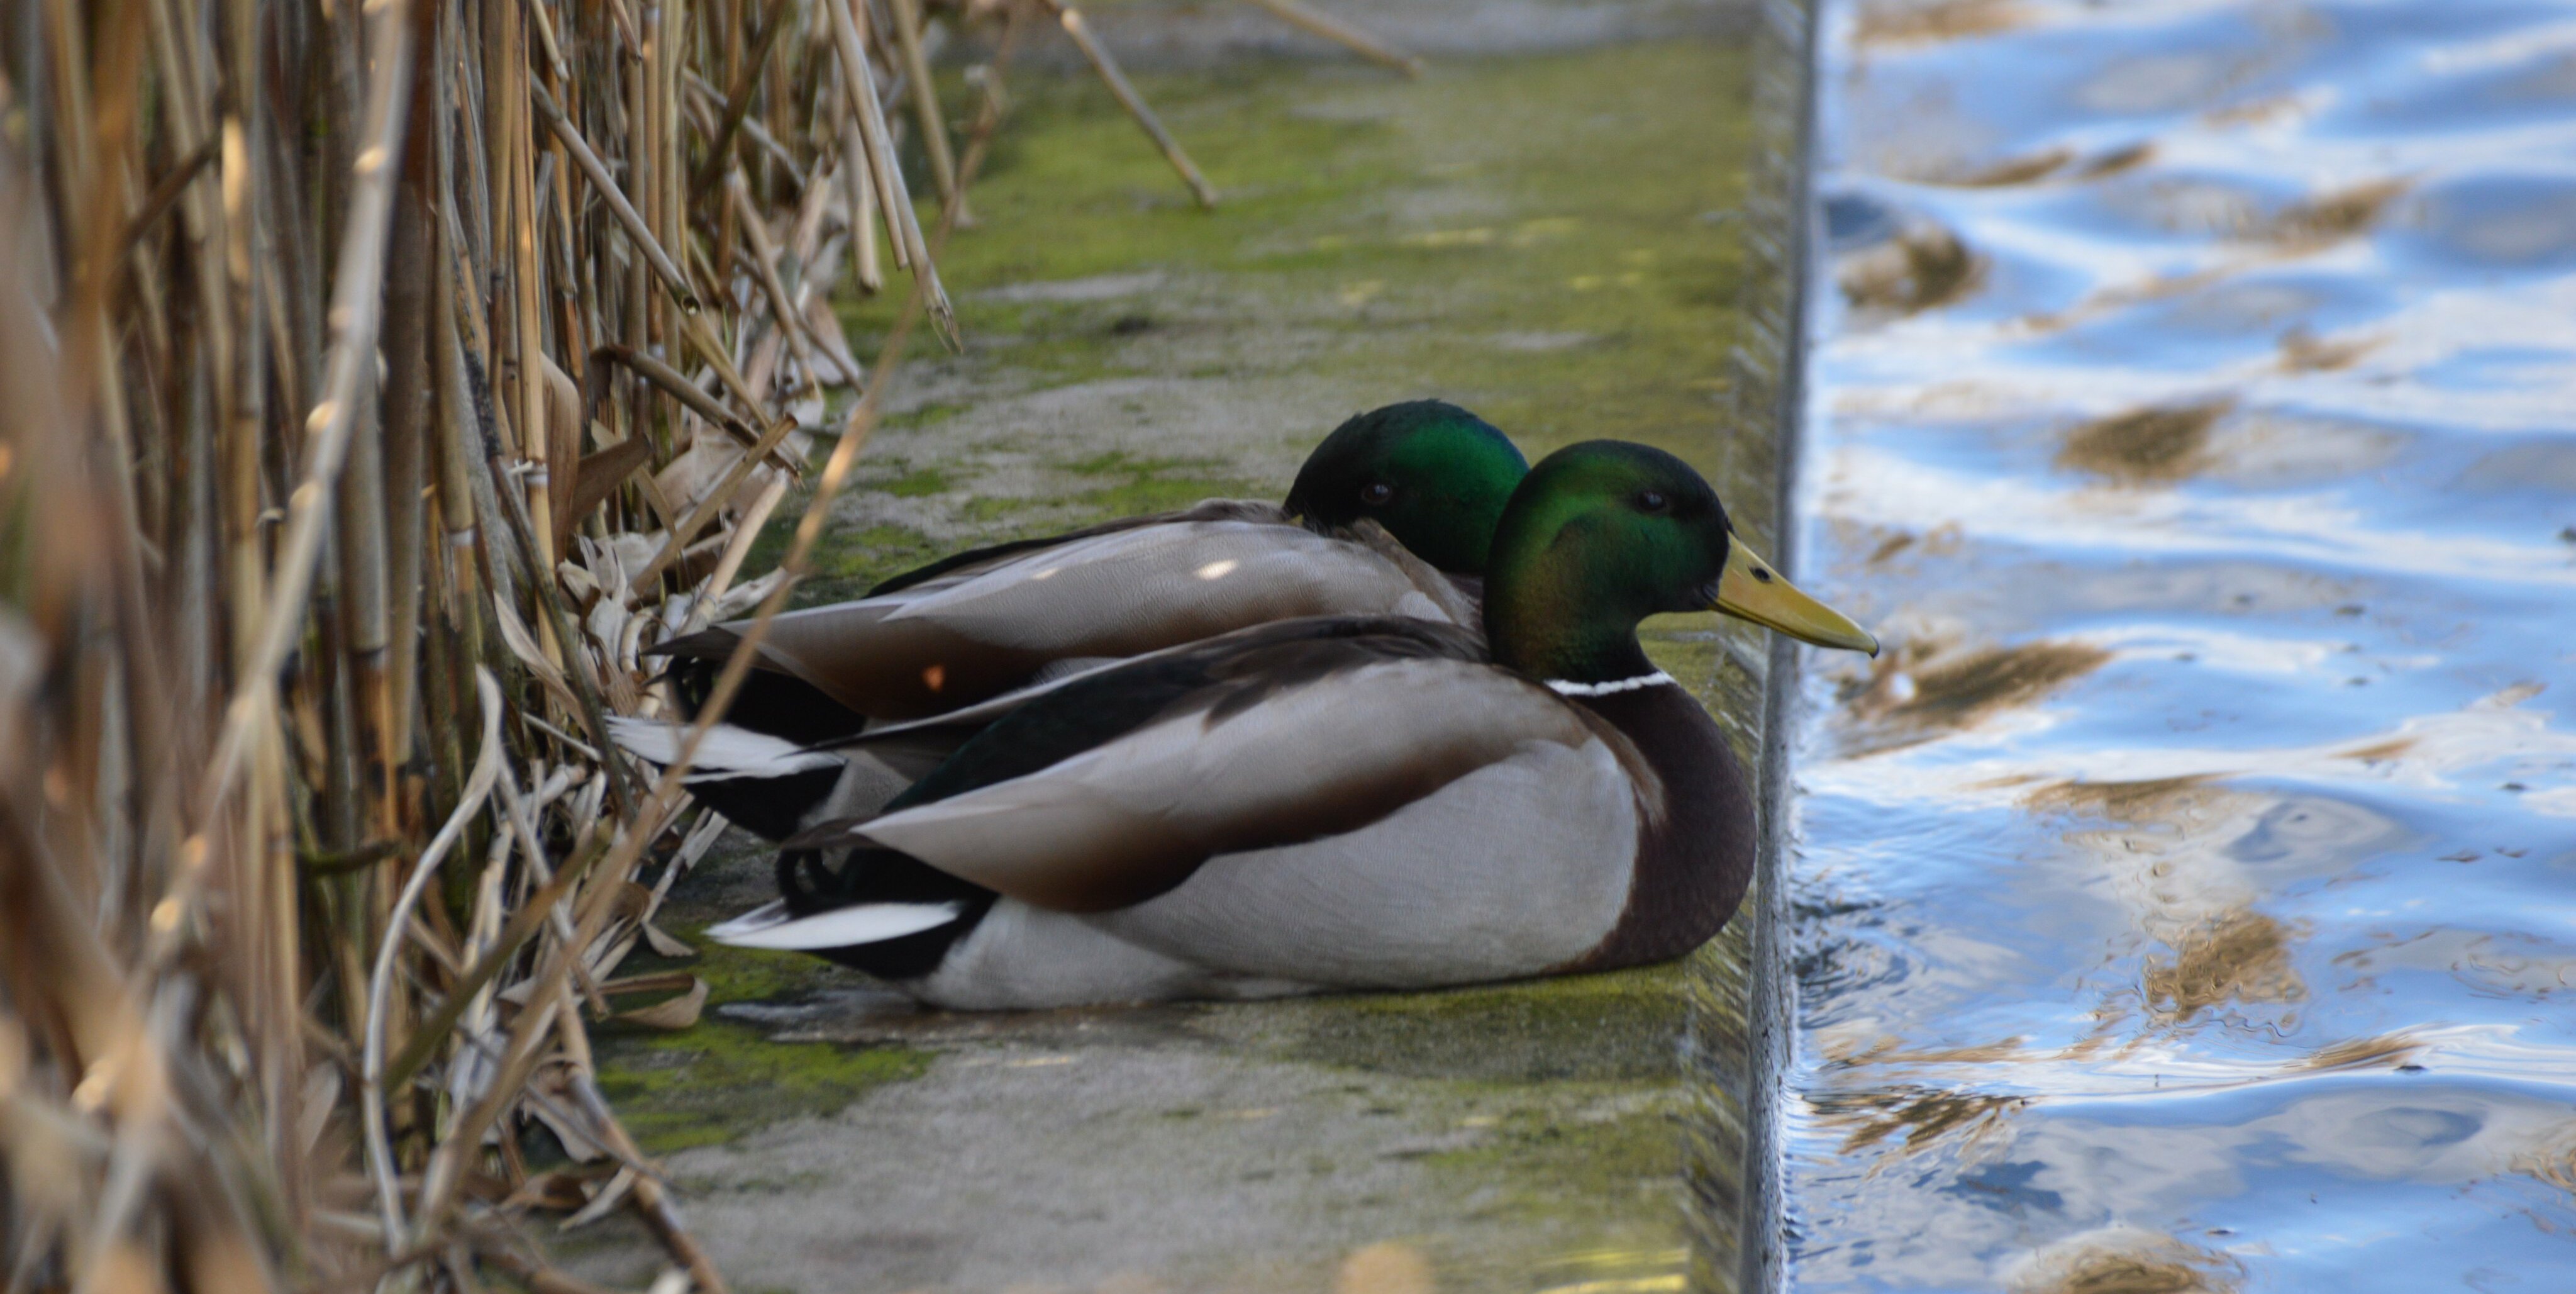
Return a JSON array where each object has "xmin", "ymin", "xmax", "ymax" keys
[
  {"xmin": 1253, "ymin": 973, "xmax": 1702, "ymax": 1288},
  {"xmin": 570, "ymin": 12, "xmax": 1773, "ymax": 1292},
  {"xmin": 592, "ymin": 1025, "xmax": 933, "ymax": 1156},
  {"xmin": 591, "ymin": 937, "xmax": 935, "ymax": 1156},
  {"xmin": 1277, "ymin": 966, "xmax": 1692, "ymax": 1085},
  {"xmin": 797, "ymin": 33, "xmax": 1777, "ymax": 600}
]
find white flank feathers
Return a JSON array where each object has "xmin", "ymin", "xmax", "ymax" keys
[
  {"xmin": 604, "ymin": 716, "xmax": 841, "ymax": 781},
  {"xmin": 704, "ymin": 898, "xmax": 966, "ymax": 950}
]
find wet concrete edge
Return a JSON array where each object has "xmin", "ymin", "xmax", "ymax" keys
[{"xmin": 1686, "ymin": 0, "xmax": 1820, "ymax": 1290}]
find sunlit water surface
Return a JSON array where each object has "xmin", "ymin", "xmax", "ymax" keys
[{"xmin": 1782, "ymin": 1, "xmax": 2576, "ymax": 1288}]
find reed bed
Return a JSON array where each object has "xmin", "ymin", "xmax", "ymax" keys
[{"xmin": 0, "ymin": 0, "xmax": 1412, "ymax": 1291}]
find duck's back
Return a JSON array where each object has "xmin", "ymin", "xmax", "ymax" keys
[{"xmin": 662, "ymin": 501, "xmax": 1476, "ymax": 720}]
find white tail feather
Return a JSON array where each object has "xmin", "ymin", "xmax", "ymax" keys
[
  {"xmin": 607, "ymin": 716, "xmax": 840, "ymax": 781},
  {"xmin": 704, "ymin": 898, "xmax": 964, "ymax": 950}
]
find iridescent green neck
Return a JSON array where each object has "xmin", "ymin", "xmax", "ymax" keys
[
  {"xmin": 1480, "ymin": 442, "xmax": 1733, "ymax": 684},
  {"xmin": 1482, "ymin": 532, "xmax": 1661, "ymax": 683}
]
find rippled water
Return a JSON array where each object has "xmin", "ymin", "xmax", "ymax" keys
[{"xmin": 1780, "ymin": 1, "xmax": 2576, "ymax": 1288}]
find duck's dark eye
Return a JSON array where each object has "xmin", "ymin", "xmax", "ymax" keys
[
  {"xmin": 1360, "ymin": 482, "xmax": 1394, "ymax": 506},
  {"xmin": 1636, "ymin": 489, "xmax": 1669, "ymax": 513}
]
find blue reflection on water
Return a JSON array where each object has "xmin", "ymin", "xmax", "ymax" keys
[{"xmin": 1784, "ymin": 1, "xmax": 2576, "ymax": 1289}]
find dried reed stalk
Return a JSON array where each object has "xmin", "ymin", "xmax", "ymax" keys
[
  {"xmin": 0, "ymin": 0, "xmax": 978, "ymax": 1287},
  {"xmin": 0, "ymin": 1, "xmax": 1416, "ymax": 1289},
  {"xmin": 1045, "ymin": 1, "xmax": 1219, "ymax": 209},
  {"xmin": 1239, "ymin": 0, "xmax": 1424, "ymax": 77}
]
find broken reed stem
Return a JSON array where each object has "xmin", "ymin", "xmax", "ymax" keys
[
  {"xmin": 528, "ymin": 81, "xmax": 701, "ymax": 315},
  {"xmin": 509, "ymin": 0, "xmax": 557, "ymax": 591},
  {"xmin": 630, "ymin": 406, "xmax": 802, "ymax": 587},
  {"xmin": 523, "ymin": 0, "xmax": 572, "ymax": 81},
  {"xmin": 586, "ymin": 342, "xmax": 799, "ymax": 472},
  {"xmin": 953, "ymin": 0, "xmax": 1031, "ymax": 192},
  {"xmin": 887, "ymin": 0, "xmax": 963, "ymax": 221},
  {"xmin": 727, "ymin": 170, "xmax": 828, "ymax": 398},
  {"xmin": 824, "ymin": 0, "xmax": 908, "ymax": 274},
  {"xmin": 1238, "ymin": 0, "xmax": 1425, "ymax": 76},
  {"xmin": 1045, "ymin": 2, "xmax": 1218, "ymax": 208},
  {"xmin": 825, "ymin": 0, "xmax": 956, "ymax": 342},
  {"xmin": 690, "ymin": 0, "xmax": 798, "ymax": 199},
  {"xmin": 568, "ymin": 1071, "xmax": 733, "ymax": 1294},
  {"xmin": 117, "ymin": 138, "xmax": 220, "ymax": 258}
]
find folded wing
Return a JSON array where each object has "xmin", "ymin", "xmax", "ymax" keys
[
  {"xmin": 818, "ymin": 642, "xmax": 1606, "ymax": 913},
  {"xmin": 656, "ymin": 508, "xmax": 1473, "ymax": 720}
]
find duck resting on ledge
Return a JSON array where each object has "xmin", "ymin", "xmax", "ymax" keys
[
  {"xmin": 707, "ymin": 441, "xmax": 1879, "ymax": 1009},
  {"xmin": 609, "ymin": 400, "xmax": 1531, "ymax": 840}
]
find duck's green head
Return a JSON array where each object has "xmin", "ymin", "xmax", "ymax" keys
[
  {"xmin": 1283, "ymin": 400, "xmax": 1529, "ymax": 574},
  {"xmin": 1484, "ymin": 442, "xmax": 1879, "ymax": 683}
]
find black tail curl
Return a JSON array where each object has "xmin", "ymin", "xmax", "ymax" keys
[
  {"xmin": 773, "ymin": 843, "xmax": 997, "ymax": 981},
  {"xmin": 663, "ymin": 657, "xmax": 870, "ymax": 747}
]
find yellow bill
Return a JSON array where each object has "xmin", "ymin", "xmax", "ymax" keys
[{"xmin": 1712, "ymin": 535, "xmax": 1879, "ymax": 655}]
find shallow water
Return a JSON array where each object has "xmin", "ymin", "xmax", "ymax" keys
[{"xmin": 1782, "ymin": 1, "xmax": 2576, "ymax": 1288}]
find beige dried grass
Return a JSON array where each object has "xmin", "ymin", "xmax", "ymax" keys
[{"xmin": 0, "ymin": 0, "xmax": 1417, "ymax": 1290}]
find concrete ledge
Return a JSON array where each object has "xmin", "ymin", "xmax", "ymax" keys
[{"xmin": 564, "ymin": 9, "xmax": 1789, "ymax": 1289}]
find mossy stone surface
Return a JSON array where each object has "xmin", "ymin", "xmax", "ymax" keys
[{"xmin": 574, "ymin": 11, "xmax": 1767, "ymax": 1291}]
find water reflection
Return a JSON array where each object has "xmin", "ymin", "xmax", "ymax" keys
[
  {"xmin": 2054, "ymin": 400, "xmax": 2231, "ymax": 484},
  {"xmin": 1785, "ymin": 0, "xmax": 2576, "ymax": 1287},
  {"xmin": 1839, "ymin": 221, "xmax": 1988, "ymax": 320},
  {"xmin": 1841, "ymin": 639, "xmax": 2111, "ymax": 756},
  {"xmin": 2001, "ymin": 1226, "xmax": 2243, "ymax": 1294},
  {"xmin": 2135, "ymin": 911, "xmax": 2306, "ymax": 1028},
  {"xmin": 1850, "ymin": 1, "xmax": 2028, "ymax": 52}
]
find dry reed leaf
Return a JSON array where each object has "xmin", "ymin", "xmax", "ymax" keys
[
  {"xmin": 562, "ymin": 1165, "xmax": 641, "ymax": 1230},
  {"xmin": 804, "ymin": 293, "xmax": 867, "ymax": 384},
  {"xmin": 598, "ymin": 971, "xmax": 698, "ymax": 998},
  {"xmin": 641, "ymin": 923, "xmax": 698, "ymax": 959},
  {"xmin": 654, "ymin": 433, "xmax": 744, "ymax": 516},
  {"xmin": 568, "ymin": 435, "xmax": 658, "ymax": 530},
  {"xmin": 560, "ymin": 563, "xmax": 604, "ymax": 605},
  {"xmin": 708, "ymin": 569, "xmax": 789, "ymax": 623},
  {"xmin": 299, "ymin": 1064, "xmax": 343, "ymax": 1159},
  {"xmin": 93, "ymin": 1241, "xmax": 169, "ymax": 1294},
  {"xmin": 0, "ymin": 1013, "xmax": 25, "ymax": 1096},
  {"xmin": 543, "ymin": 355, "xmax": 586, "ymax": 550},
  {"xmin": 611, "ymin": 979, "xmax": 710, "ymax": 1032},
  {"xmin": 179, "ymin": 1209, "xmax": 272, "ymax": 1294},
  {"xmin": 530, "ymin": 1117, "xmax": 609, "ymax": 1169},
  {"xmin": 491, "ymin": 596, "xmax": 586, "ymax": 718},
  {"xmin": 505, "ymin": 1167, "xmax": 608, "ymax": 1213},
  {"xmin": 587, "ymin": 597, "xmax": 634, "ymax": 666}
]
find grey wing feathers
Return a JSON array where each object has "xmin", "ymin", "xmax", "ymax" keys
[
  {"xmin": 703, "ymin": 513, "xmax": 1476, "ymax": 720},
  {"xmin": 863, "ymin": 499, "xmax": 1291, "ymax": 597},
  {"xmin": 849, "ymin": 657, "xmax": 1602, "ymax": 912}
]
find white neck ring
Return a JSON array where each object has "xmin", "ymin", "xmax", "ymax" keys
[{"xmin": 1546, "ymin": 671, "xmax": 1677, "ymax": 697}]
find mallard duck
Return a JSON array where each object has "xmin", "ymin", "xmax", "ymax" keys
[
  {"xmin": 704, "ymin": 441, "xmax": 1878, "ymax": 1008},
  {"xmin": 613, "ymin": 400, "xmax": 1530, "ymax": 839}
]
